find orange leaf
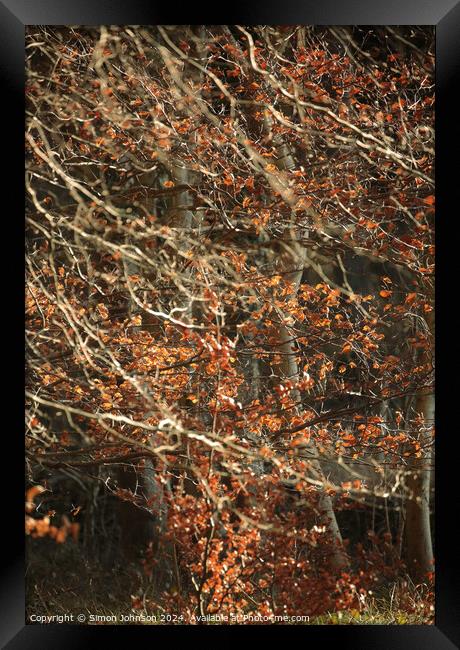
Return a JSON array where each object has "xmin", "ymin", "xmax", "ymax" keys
[
  {"xmin": 96, "ymin": 303, "xmax": 109, "ymax": 320},
  {"xmin": 26, "ymin": 485, "xmax": 45, "ymax": 503}
]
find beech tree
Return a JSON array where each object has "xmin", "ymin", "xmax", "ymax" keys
[{"xmin": 26, "ymin": 25, "xmax": 435, "ymax": 620}]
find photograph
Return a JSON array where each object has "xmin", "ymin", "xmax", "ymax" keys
[{"xmin": 24, "ymin": 24, "xmax": 438, "ymax": 628}]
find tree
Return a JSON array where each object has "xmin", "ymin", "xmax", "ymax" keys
[{"xmin": 26, "ymin": 25, "xmax": 435, "ymax": 620}]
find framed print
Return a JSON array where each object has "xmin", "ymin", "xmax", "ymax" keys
[{"xmin": 1, "ymin": 0, "xmax": 459, "ymax": 647}]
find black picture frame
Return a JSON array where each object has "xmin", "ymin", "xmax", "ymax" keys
[{"xmin": 2, "ymin": 1, "xmax": 459, "ymax": 647}]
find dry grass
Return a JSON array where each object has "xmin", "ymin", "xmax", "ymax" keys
[{"xmin": 26, "ymin": 539, "xmax": 434, "ymax": 625}]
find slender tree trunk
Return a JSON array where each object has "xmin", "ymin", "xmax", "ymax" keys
[
  {"xmin": 264, "ymin": 123, "xmax": 349, "ymax": 571},
  {"xmin": 116, "ymin": 28, "xmax": 204, "ymax": 572},
  {"xmin": 273, "ymin": 233, "xmax": 349, "ymax": 572},
  {"xmin": 405, "ymin": 312, "xmax": 434, "ymax": 581}
]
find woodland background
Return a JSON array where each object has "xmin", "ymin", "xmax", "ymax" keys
[{"xmin": 25, "ymin": 25, "xmax": 435, "ymax": 624}]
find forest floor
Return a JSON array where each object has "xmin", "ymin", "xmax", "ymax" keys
[{"xmin": 26, "ymin": 539, "xmax": 434, "ymax": 626}]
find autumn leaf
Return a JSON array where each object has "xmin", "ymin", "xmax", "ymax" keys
[
  {"xmin": 25, "ymin": 25, "xmax": 436, "ymax": 615},
  {"xmin": 96, "ymin": 303, "xmax": 109, "ymax": 320},
  {"xmin": 26, "ymin": 485, "xmax": 46, "ymax": 512}
]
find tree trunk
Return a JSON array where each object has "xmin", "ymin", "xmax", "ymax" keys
[
  {"xmin": 405, "ymin": 311, "xmax": 434, "ymax": 581},
  {"xmin": 273, "ymin": 234, "xmax": 349, "ymax": 572},
  {"xmin": 263, "ymin": 122, "xmax": 349, "ymax": 572},
  {"xmin": 115, "ymin": 29, "xmax": 204, "ymax": 572}
]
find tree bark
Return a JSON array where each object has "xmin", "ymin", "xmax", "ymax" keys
[
  {"xmin": 405, "ymin": 312, "xmax": 434, "ymax": 581},
  {"xmin": 272, "ymin": 234, "xmax": 349, "ymax": 572},
  {"xmin": 258, "ymin": 117, "xmax": 349, "ymax": 571}
]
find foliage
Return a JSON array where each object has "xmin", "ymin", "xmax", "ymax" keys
[{"xmin": 26, "ymin": 25, "xmax": 435, "ymax": 622}]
